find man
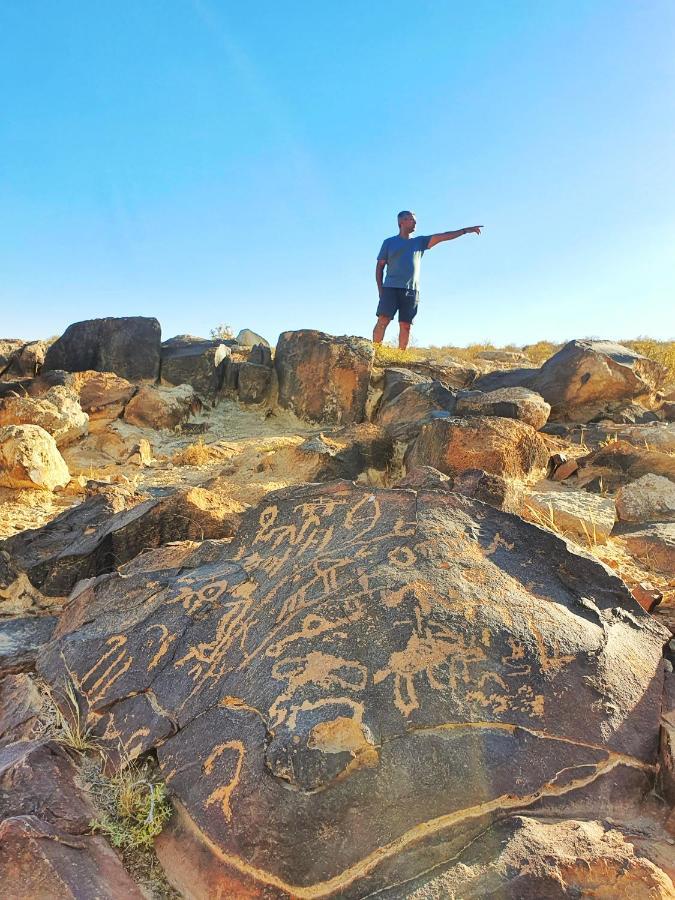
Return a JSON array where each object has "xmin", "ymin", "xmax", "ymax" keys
[{"xmin": 374, "ymin": 211, "xmax": 483, "ymax": 349}]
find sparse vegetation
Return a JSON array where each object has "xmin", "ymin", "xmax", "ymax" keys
[
  {"xmin": 91, "ymin": 763, "xmax": 172, "ymax": 852},
  {"xmin": 172, "ymin": 438, "xmax": 224, "ymax": 466},
  {"xmin": 210, "ymin": 323, "xmax": 235, "ymax": 341},
  {"xmin": 42, "ymin": 678, "xmax": 98, "ymax": 754}
]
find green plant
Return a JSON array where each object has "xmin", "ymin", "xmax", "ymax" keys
[{"xmin": 91, "ymin": 763, "xmax": 172, "ymax": 852}]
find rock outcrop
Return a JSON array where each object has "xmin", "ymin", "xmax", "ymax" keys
[
  {"xmin": 406, "ymin": 416, "xmax": 549, "ymax": 479},
  {"xmin": 123, "ymin": 384, "xmax": 199, "ymax": 429},
  {"xmin": 161, "ymin": 336, "xmax": 227, "ymax": 399},
  {"xmin": 0, "ymin": 387, "xmax": 88, "ymax": 447},
  {"xmin": 0, "ymin": 424, "xmax": 70, "ymax": 491},
  {"xmin": 37, "ymin": 481, "xmax": 669, "ymax": 898},
  {"xmin": 275, "ymin": 330, "xmax": 374, "ymax": 425},
  {"xmin": 44, "ymin": 317, "xmax": 162, "ymax": 382},
  {"xmin": 456, "ymin": 386, "xmax": 551, "ymax": 430},
  {"xmin": 616, "ymin": 474, "xmax": 675, "ymax": 524}
]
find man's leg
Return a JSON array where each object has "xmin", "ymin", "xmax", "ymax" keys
[
  {"xmin": 373, "ymin": 315, "xmax": 391, "ymax": 344},
  {"xmin": 398, "ymin": 321, "xmax": 411, "ymax": 350}
]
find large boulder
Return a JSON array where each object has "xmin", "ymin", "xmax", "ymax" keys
[
  {"xmin": 123, "ymin": 383, "xmax": 199, "ymax": 429},
  {"xmin": 617, "ymin": 523, "xmax": 675, "ymax": 576},
  {"xmin": 456, "ymin": 386, "xmax": 551, "ymax": 430},
  {"xmin": 0, "ymin": 340, "xmax": 25, "ymax": 375},
  {"xmin": 0, "ymin": 617, "xmax": 57, "ymax": 675},
  {"xmin": 0, "ymin": 387, "xmax": 88, "ymax": 446},
  {"xmin": 407, "ymin": 415, "xmax": 549, "ymax": 479},
  {"xmin": 616, "ymin": 474, "xmax": 675, "ymax": 524},
  {"xmin": 161, "ymin": 336, "xmax": 227, "ymax": 399},
  {"xmin": 379, "ymin": 367, "xmax": 431, "ymax": 408},
  {"xmin": 44, "ymin": 317, "xmax": 161, "ymax": 382},
  {"xmin": 38, "ymin": 481, "xmax": 669, "ymax": 898},
  {"xmin": 530, "ymin": 340, "xmax": 667, "ymax": 422},
  {"xmin": 236, "ymin": 328, "xmax": 270, "ymax": 348},
  {"xmin": 1, "ymin": 486, "xmax": 237, "ymax": 597},
  {"xmin": 70, "ymin": 370, "xmax": 136, "ymax": 432},
  {"xmin": 0, "ymin": 424, "xmax": 70, "ymax": 491},
  {"xmin": 376, "ymin": 381, "xmax": 457, "ymax": 441},
  {"xmin": 275, "ymin": 330, "xmax": 374, "ymax": 425}
]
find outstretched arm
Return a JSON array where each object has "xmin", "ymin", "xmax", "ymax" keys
[
  {"xmin": 427, "ymin": 226, "xmax": 482, "ymax": 249},
  {"xmin": 375, "ymin": 259, "xmax": 386, "ymax": 296}
]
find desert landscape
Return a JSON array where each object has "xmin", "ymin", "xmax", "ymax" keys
[{"xmin": 0, "ymin": 317, "xmax": 674, "ymax": 897}]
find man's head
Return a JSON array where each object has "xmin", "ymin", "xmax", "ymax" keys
[{"xmin": 397, "ymin": 210, "xmax": 417, "ymax": 236}]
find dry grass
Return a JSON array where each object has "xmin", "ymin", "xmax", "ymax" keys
[
  {"xmin": 42, "ymin": 678, "xmax": 99, "ymax": 754},
  {"xmin": 171, "ymin": 438, "xmax": 225, "ymax": 466},
  {"xmin": 383, "ymin": 337, "xmax": 675, "ymax": 378}
]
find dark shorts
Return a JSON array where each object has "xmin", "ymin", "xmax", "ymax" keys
[{"xmin": 376, "ymin": 287, "xmax": 419, "ymax": 323}]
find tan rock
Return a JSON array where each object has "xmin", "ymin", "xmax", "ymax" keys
[
  {"xmin": 0, "ymin": 424, "xmax": 70, "ymax": 491},
  {"xmin": 616, "ymin": 474, "xmax": 675, "ymax": 523},
  {"xmin": 407, "ymin": 415, "xmax": 549, "ymax": 479},
  {"xmin": 525, "ymin": 484, "xmax": 616, "ymax": 543},
  {"xmin": 70, "ymin": 370, "xmax": 136, "ymax": 432},
  {"xmin": 0, "ymin": 387, "xmax": 88, "ymax": 447},
  {"xmin": 456, "ymin": 386, "xmax": 551, "ymax": 430},
  {"xmin": 123, "ymin": 383, "xmax": 199, "ymax": 429}
]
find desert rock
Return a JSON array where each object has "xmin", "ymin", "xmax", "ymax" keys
[
  {"xmin": 275, "ymin": 330, "xmax": 374, "ymax": 425},
  {"xmin": 407, "ymin": 415, "xmax": 549, "ymax": 479},
  {"xmin": 123, "ymin": 383, "xmax": 199, "ymax": 429},
  {"xmin": 456, "ymin": 386, "xmax": 551, "ymax": 430},
  {"xmin": 38, "ymin": 481, "xmax": 668, "ymax": 898},
  {"xmin": 616, "ymin": 474, "xmax": 675, "ymax": 523},
  {"xmin": 0, "ymin": 387, "xmax": 88, "ymax": 447},
  {"xmin": 44, "ymin": 316, "xmax": 161, "ymax": 382},
  {"xmin": 0, "ymin": 424, "xmax": 70, "ymax": 491}
]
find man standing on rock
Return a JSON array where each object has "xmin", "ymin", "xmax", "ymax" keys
[{"xmin": 374, "ymin": 211, "xmax": 482, "ymax": 350}]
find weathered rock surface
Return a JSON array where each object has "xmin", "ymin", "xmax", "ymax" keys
[
  {"xmin": 1, "ymin": 341, "xmax": 47, "ymax": 378},
  {"xmin": 616, "ymin": 523, "xmax": 675, "ymax": 576},
  {"xmin": 0, "ymin": 424, "xmax": 70, "ymax": 491},
  {"xmin": 236, "ymin": 328, "xmax": 270, "ymax": 348},
  {"xmin": 237, "ymin": 361, "xmax": 272, "ymax": 404},
  {"xmin": 525, "ymin": 484, "xmax": 616, "ymax": 544},
  {"xmin": 161, "ymin": 337, "xmax": 226, "ymax": 399},
  {"xmin": 395, "ymin": 465, "xmax": 453, "ymax": 492},
  {"xmin": 38, "ymin": 481, "xmax": 669, "ymax": 898},
  {"xmin": 576, "ymin": 440, "xmax": 675, "ymax": 491},
  {"xmin": 456, "ymin": 386, "xmax": 551, "ymax": 430},
  {"xmin": 1, "ymin": 487, "xmax": 237, "ymax": 597},
  {"xmin": 0, "ymin": 339, "xmax": 25, "ymax": 374},
  {"xmin": 376, "ymin": 382, "xmax": 457, "ymax": 441},
  {"xmin": 123, "ymin": 383, "xmax": 199, "ymax": 429},
  {"xmin": 70, "ymin": 370, "xmax": 136, "ymax": 431},
  {"xmin": 275, "ymin": 330, "xmax": 374, "ymax": 425},
  {"xmin": 407, "ymin": 416, "xmax": 549, "ymax": 479},
  {"xmin": 392, "ymin": 357, "xmax": 478, "ymax": 389},
  {"xmin": 0, "ymin": 675, "xmax": 45, "ymax": 747},
  {"xmin": 0, "ymin": 816, "xmax": 144, "ymax": 900},
  {"xmin": 616, "ymin": 474, "xmax": 675, "ymax": 524},
  {"xmin": 0, "ymin": 616, "xmax": 57, "ymax": 674},
  {"xmin": 379, "ymin": 368, "xmax": 431, "ymax": 408},
  {"xmin": 0, "ymin": 387, "xmax": 88, "ymax": 446},
  {"xmin": 532, "ymin": 340, "xmax": 666, "ymax": 422},
  {"xmin": 472, "ymin": 341, "xmax": 666, "ymax": 424},
  {"xmin": 592, "ymin": 401, "xmax": 661, "ymax": 425},
  {"xmin": 44, "ymin": 316, "xmax": 161, "ymax": 382},
  {"xmin": 453, "ymin": 467, "xmax": 524, "ymax": 513},
  {"xmin": 397, "ymin": 816, "xmax": 675, "ymax": 899},
  {"xmin": 295, "ymin": 425, "xmax": 394, "ymax": 481},
  {"xmin": 609, "ymin": 422, "xmax": 675, "ymax": 454}
]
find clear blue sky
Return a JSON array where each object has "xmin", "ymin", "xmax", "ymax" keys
[{"xmin": 2, "ymin": 1, "xmax": 674, "ymax": 348}]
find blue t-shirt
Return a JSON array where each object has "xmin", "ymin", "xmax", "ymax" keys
[{"xmin": 377, "ymin": 234, "xmax": 430, "ymax": 290}]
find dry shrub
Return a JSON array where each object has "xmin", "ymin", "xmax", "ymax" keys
[{"xmin": 172, "ymin": 438, "xmax": 224, "ymax": 466}]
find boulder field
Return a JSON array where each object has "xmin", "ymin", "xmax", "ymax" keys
[{"xmin": 0, "ymin": 318, "xmax": 673, "ymax": 898}]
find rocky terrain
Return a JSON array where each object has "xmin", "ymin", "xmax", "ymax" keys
[{"xmin": 0, "ymin": 317, "xmax": 674, "ymax": 898}]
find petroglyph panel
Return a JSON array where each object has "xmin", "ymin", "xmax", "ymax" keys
[{"xmin": 38, "ymin": 481, "xmax": 669, "ymax": 898}]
